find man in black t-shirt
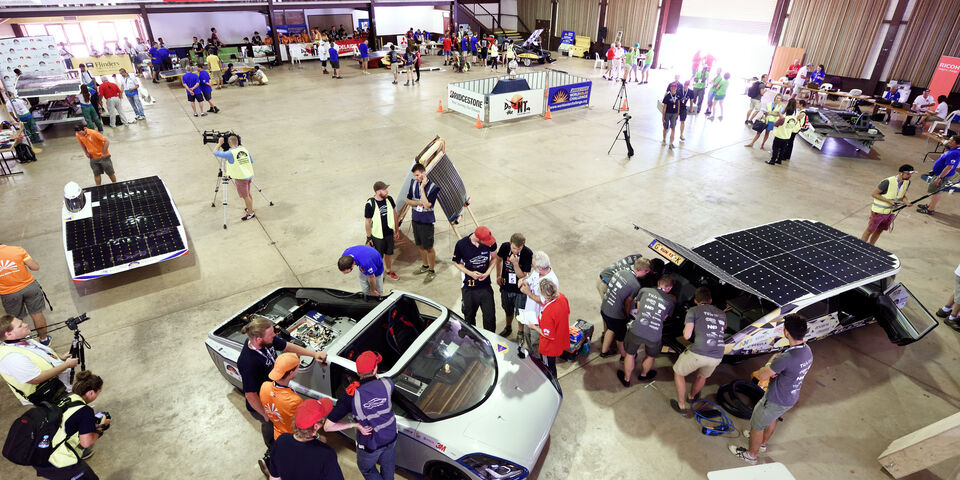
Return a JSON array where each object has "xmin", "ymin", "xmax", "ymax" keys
[
  {"xmin": 236, "ymin": 316, "xmax": 328, "ymax": 476},
  {"xmin": 495, "ymin": 233, "xmax": 533, "ymax": 338},
  {"xmin": 745, "ymin": 74, "xmax": 766, "ymax": 124},
  {"xmin": 269, "ymin": 398, "xmax": 346, "ymax": 480},
  {"xmin": 452, "ymin": 226, "xmax": 498, "ymax": 332},
  {"xmin": 364, "ymin": 181, "xmax": 400, "ymax": 280},
  {"xmin": 662, "ymin": 82, "xmax": 680, "ymax": 148}
]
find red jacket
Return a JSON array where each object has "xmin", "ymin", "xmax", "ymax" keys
[
  {"xmin": 98, "ymin": 81, "xmax": 122, "ymax": 99},
  {"xmin": 538, "ymin": 294, "xmax": 570, "ymax": 357},
  {"xmin": 442, "ymin": 38, "xmax": 452, "ymax": 51}
]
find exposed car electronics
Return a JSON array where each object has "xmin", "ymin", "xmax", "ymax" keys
[{"xmin": 288, "ymin": 310, "xmax": 343, "ymax": 351}]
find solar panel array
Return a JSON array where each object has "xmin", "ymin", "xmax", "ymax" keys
[
  {"xmin": 66, "ymin": 176, "xmax": 184, "ymax": 275},
  {"xmin": 425, "ymin": 154, "xmax": 469, "ymax": 223},
  {"xmin": 691, "ymin": 220, "xmax": 898, "ymax": 305}
]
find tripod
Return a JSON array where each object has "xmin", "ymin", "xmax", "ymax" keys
[
  {"xmin": 609, "ymin": 114, "xmax": 635, "ymax": 157},
  {"xmin": 613, "ymin": 77, "xmax": 629, "ymax": 111},
  {"xmin": 211, "ymin": 159, "xmax": 275, "ymax": 229},
  {"xmin": 38, "ymin": 313, "xmax": 91, "ymax": 383}
]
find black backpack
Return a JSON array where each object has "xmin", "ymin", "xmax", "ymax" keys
[
  {"xmin": 15, "ymin": 143, "xmax": 36, "ymax": 163},
  {"xmin": 2, "ymin": 398, "xmax": 83, "ymax": 466},
  {"xmin": 746, "ymin": 81, "xmax": 761, "ymax": 99},
  {"xmin": 901, "ymin": 124, "xmax": 916, "ymax": 136}
]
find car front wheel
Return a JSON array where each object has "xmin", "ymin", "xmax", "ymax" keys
[
  {"xmin": 426, "ymin": 462, "xmax": 468, "ymax": 480},
  {"xmin": 523, "ymin": 58, "xmax": 532, "ymax": 67}
]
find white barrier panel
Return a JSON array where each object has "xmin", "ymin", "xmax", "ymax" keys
[
  {"xmin": 448, "ymin": 84, "xmax": 486, "ymax": 118},
  {"xmin": 488, "ymin": 89, "xmax": 544, "ymax": 122}
]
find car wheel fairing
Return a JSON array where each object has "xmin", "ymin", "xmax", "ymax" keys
[
  {"xmin": 523, "ymin": 58, "xmax": 532, "ymax": 67},
  {"xmin": 426, "ymin": 462, "xmax": 469, "ymax": 480}
]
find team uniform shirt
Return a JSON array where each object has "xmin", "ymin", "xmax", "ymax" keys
[
  {"xmin": 628, "ymin": 287, "xmax": 676, "ymax": 343},
  {"xmin": 538, "ymin": 293, "xmax": 571, "ymax": 357},
  {"xmin": 259, "ymin": 381, "xmax": 302, "ymax": 439},
  {"xmin": 206, "ymin": 54, "xmax": 221, "ymax": 72},
  {"xmin": 407, "ymin": 179, "xmax": 440, "ymax": 224},
  {"xmin": 684, "ymin": 304, "xmax": 726, "ymax": 358},
  {"xmin": 181, "ymin": 71, "xmax": 200, "ymax": 93},
  {"xmin": 76, "ymin": 129, "xmax": 110, "ymax": 159},
  {"xmin": 97, "ymin": 81, "xmax": 122, "ymax": 99},
  {"xmin": 148, "ymin": 47, "xmax": 161, "ymax": 64},
  {"xmin": 0, "ymin": 340, "xmax": 72, "ymax": 405},
  {"xmin": 663, "ymin": 91, "xmax": 680, "ymax": 114},
  {"xmin": 443, "ymin": 38, "xmax": 452, "ymax": 52},
  {"xmin": 363, "ymin": 196, "xmax": 396, "ymax": 238},
  {"xmin": 254, "ymin": 70, "xmax": 268, "ymax": 83},
  {"xmin": 931, "ymin": 147, "xmax": 960, "ymax": 178},
  {"xmin": 452, "ymin": 235, "xmax": 496, "ymax": 290},
  {"xmin": 766, "ymin": 344, "xmax": 813, "ymax": 407},
  {"xmin": 198, "ymin": 70, "xmax": 212, "ymax": 94},
  {"xmin": 268, "ymin": 434, "xmax": 345, "ymax": 480},
  {"xmin": 599, "ymin": 254, "xmax": 642, "ymax": 284},
  {"xmin": 679, "ymin": 88, "xmax": 694, "ymax": 113},
  {"xmin": 496, "ymin": 243, "xmax": 533, "ymax": 293},
  {"xmin": 935, "ymin": 101, "xmax": 949, "ymax": 119},
  {"xmin": 0, "ymin": 245, "xmax": 36, "ymax": 294},
  {"xmin": 810, "ymin": 69, "xmax": 825, "ymax": 84},
  {"xmin": 328, "ymin": 47, "xmax": 339, "ymax": 63},
  {"xmin": 120, "ymin": 75, "xmax": 140, "ymax": 95},
  {"xmin": 470, "ymin": 36, "xmax": 479, "ymax": 52},
  {"xmin": 237, "ymin": 337, "xmax": 288, "ymax": 414},
  {"xmin": 601, "ymin": 269, "xmax": 641, "ymax": 320},
  {"xmin": 358, "ymin": 42, "xmax": 369, "ymax": 58},
  {"xmin": 342, "ymin": 245, "xmax": 384, "ymax": 277},
  {"xmin": 605, "ymin": 47, "xmax": 615, "ymax": 61}
]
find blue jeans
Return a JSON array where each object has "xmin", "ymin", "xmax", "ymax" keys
[
  {"xmin": 357, "ymin": 438, "xmax": 396, "ymax": 480},
  {"xmin": 126, "ymin": 93, "xmax": 144, "ymax": 117}
]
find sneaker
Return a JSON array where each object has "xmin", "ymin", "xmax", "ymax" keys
[
  {"xmin": 207, "ymin": 107, "xmax": 215, "ymax": 113},
  {"xmin": 670, "ymin": 399, "xmax": 691, "ymax": 416},
  {"xmin": 38, "ymin": 335, "xmax": 51, "ymax": 346},
  {"xmin": 742, "ymin": 430, "xmax": 768, "ymax": 452},
  {"xmin": 386, "ymin": 271, "xmax": 399, "ymax": 280},
  {"xmin": 424, "ymin": 270, "xmax": 437, "ymax": 283},
  {"xmin": 213, "ymin": 107, "xmax": 221, "ymax": 113},
  {"xmin": 404, "ymin": 82, "xmax": 410, "ymax": 86},
  {"xmin": 616, "ymin": 370, "xmax": 631, "ymax": 388},
  {"xmin": 392, "ymin": 80, "xmax": 398, "ymax": 84},
  {"xmin": 414, "ymin": 265, "xmax": 430, "ymax": 275},
  {"xmin": 680, "ymin": 135, "xmax": 685, "ymax": 141},
  {"xmin": 258, "ymin": 458, "xmax": 269, "ymax": 478},
  {"xmin": 669, "ymin": 144, "xmax": 674, "ymax": 149},
  {"xmin": 661, "ymin": 140, "xmax": 666, "ymax": 146},
  {"xmin": 498, "ymin": 327, "xmax": 513, "ymax": 338},
  {"xmin": 200, "ymin": 112, "xmax": 207, "ymax": 116},
  {"xmin": 729, "ymin": 445, "xmax": 758, "ymax": 464},
  {"xmin": 598, "ymin": 350, "xmax": 618, "ymax": 358},
  {"xmin": 936, "ymin": 307, "xmax": 951, "ymax": 318},
  {"xmin": 81, "ymin": 447, "xmax": 94, "ymax": 460},
  {"xmin": 637, "ymin": 370, "xmax": 657, "ymax": 381},
  {"xmin": 241, "ymin": 212, "xmax": 256, "ymax": 221}
]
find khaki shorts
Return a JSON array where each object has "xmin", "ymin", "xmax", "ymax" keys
[
  {"xmin": 673, "ymin": 350, "xmax": 722, "ymax": 377},
  {"xmin": 750, "ymin": 98, "xmax": 762, "ymax": 111},
  {"xmin": 89, "ymin": 155, "xmax": 115, "ymax": 176},
  {"xmin": 750, "ymin": 393, "xmax": 793, "ymax": 431},
  {"xmin": 928, "ymin": 174, "xmax": 956, "ymax": 193},
  {"xmin": 954, "ymin": 274, "xmax": 960, "ymax": 304},
  {"xmin": 596, "ymin": 277, "xmax": 608, "ymax": 300}
]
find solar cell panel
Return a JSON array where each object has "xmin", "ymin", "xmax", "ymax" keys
[
  {"xmin": 733, "ymin": 265, "xmax": 808, "ymax": 305},
  {"xmin": 717, "ymin": 230, "xmax": 786, "ymax": 259},
  {"xmin": 691, "ymin": 241, "xmax": 757, "ymax": 275}
]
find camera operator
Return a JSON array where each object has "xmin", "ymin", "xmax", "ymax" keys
[
  {"xmin": 214, "ymin": 135, "xmax": 256, "ymax": 221},
  {"xmin": 0, "ymin": 314, "xmax": 77, "ymax": 406},
  {"xmin": 35, "ymin": 370, "xmax": 109, "ymax": 480}
]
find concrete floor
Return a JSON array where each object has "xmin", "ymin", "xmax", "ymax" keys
[{"xmin": 2, "ymin": 53, "xmax": 960, "ymax": 480}]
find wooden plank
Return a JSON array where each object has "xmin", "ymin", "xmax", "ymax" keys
[
  {"xmin": 769, "ymin": 46, "xmax": 804, "ymax": 81},
  {"xmin": 878, "ymin": 411, "xmax": 960, "ymax": 478}
]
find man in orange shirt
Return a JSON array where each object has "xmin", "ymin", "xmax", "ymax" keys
[
  {"xmin": 259, "ymin": 352, "xmax": 303, "ymax": 441},
  {"xmin": 74, "ymin": 125, "xmax": 116, "ymax": 185},
  {"xmin": 0, "ymin": 245, "xmax": 50, "ymax": 344}
]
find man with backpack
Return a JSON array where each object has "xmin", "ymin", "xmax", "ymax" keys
[
  {"xmin": 0, "ymin": 315, "xmax": 76, "ymax": 406},
  {"xmin": 745, "ymin": 75, "xmax": 767, "ymax": 124},
  {"xmin": 33, "ymin": 371, "xmax": 108, "ymax": 480}
]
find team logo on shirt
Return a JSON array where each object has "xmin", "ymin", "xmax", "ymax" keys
[
  {"xmin": 363, "ymin": 397, "xmax": 388, "ymax": 409},
  {"xmin": 0, "ymin": 259, "xmax": 20, "ymax": 277}
]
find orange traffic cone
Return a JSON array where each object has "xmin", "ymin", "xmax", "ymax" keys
[
  {"xmin": 544, "ymin": 105, "xmax": 552, "ymax": 119},
  {"xmin": 474, "ymin": 114, "xmax": 483, "ymax": 129},
  {"xmin": 619, "ymin": 100, "xmax": 629, "ymax": 111},
  {"xmin": 437, "ymin": 99, "xmax": 444, "ymax": 113}
]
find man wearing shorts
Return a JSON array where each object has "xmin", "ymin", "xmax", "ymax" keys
[
  {"xmin": 620, "ymin": 275, "xmax": 675, "ymax": 387},
  {"xmin": 197, "ymin": 64, "xmax": 221, "ymax": 114},
  {"xmin": 388, "ymin": 45, "xmax": 400, "ymax": 85},
  {"xmin": 406, "ymin": 164, "xmax": 440, "ymax": 282},
  {"xmin": 214, "ymin": 135, "xmax": 256, "ymax": 221},
  {"xmin": 640, "ymin": 43, "xmax": 653, "ymax": 84},
  {"xmin": 599, "ymin": 258, "xmax": 649, "ymax": 360},
  {"xmin": 358, "ymin": 40, "xmax": 370, "ymax": 74},
  {"xmin": 442, "ymin": 34, "xmax": 452, "ymax": 65},
  {"xmin": 935, "ymin": 262, "xmax": 960, "ymax": 327},
  {"xmin": 496, "ymin": 233, "xmax": 533, "ymax": 338},
  {"xmin": 917, "ymin": 135, "xmax": 959, "ymax": 215},
  {"xmin": 75, "ymin": 125, "xmax": 116, "ymax": 185},
  {"xmin": 181, "ymin": 66, "xmax": 206, "ymax": 117},
  {"xmin": 0, "ymin": 245, "xmax": 50, "ymax": 344},
  {"xmin": 745, "ymin": 75, "xmax": 766, "ymax": 124},
  {"xmin": 731, "ymin": 314, "xmax": 812, "ymax": 464},
  {"xmin": 671, "ymin": 287, "xmax": 725, "ymax": 415},
  {"xmin": 327, "ymin": 43, "xmax": 342, "ymax": 79},
  {"xmin": 662, "ymin": 82, "xmax": 680, "ymax": 148},
  {"xmin": 339, "ymin": 245, "xmax": 385, "ymax": 296},
  {"xmin": 861, "ymin": 164, "xmax": 913, "ymax": 245},
  {"xmin": 365, "ymin": 181, "xmax": 400, "ymax": 280}
]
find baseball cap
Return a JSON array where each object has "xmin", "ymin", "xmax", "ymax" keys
[
  {"xmin": 268, "ymin": 352, "xmax": 300, "ymax": 381},
  {"xmin": 373, "ymin": 181, "xmax": 389, "ymax": 191},
  {"xmin": 294, "ymin": 398, "xmax": 333, "ymax": 429},
  {"xmin": 899, "ymin": 164, "xmax": 915, "ymax": 173},
  {"xmin": 355, "ymin": 350, "xmax": 382, "ymax": 374},
  {"xmin": 474, "ymin": 226, "xmax": 496, "ymax": 247}
]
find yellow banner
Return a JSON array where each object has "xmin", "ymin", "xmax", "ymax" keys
[{"xmin": 74, "ymin": 54, "xmax": 134, "ymax": 76}]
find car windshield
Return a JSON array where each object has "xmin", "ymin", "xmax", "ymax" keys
[{"xmin": 392, "ymin": 313, "xmax": 496, "ymax": 420}]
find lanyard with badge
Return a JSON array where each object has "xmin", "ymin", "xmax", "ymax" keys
[
  {"xmin": 412, "ymin": 181, "xmax": 432, "ymax": 213},
  {"xmin": 254, "ymin": 344, "xmax": 278, "ymax": 366}
]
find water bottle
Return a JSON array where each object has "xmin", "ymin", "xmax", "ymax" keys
[{"xmin": 37, "ymin": 435, "xmax": 50, "ymax": 449}]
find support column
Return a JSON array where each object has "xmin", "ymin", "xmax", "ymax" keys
[
  {"xmin": 140, "ymin": 4, "xmax": 155, "ymax": 44},
  {"xmin": 548, "ymin": 0, "xmax": 558, "ymax": 50},
  {"xmin": 267, "ymin": 0, "xmax": 282, "ymax": 64},
  {"xmin": 369, "ymin": 2, "xmax": 378, "ymax": 49},
  {"xmin": 596, "ymin": 0, "xmax": 608, "ymax": 52},
  {"xmin": 452, "ymin": 0, "xmax": 459, "ymax": 31},
  {"xmin": 652, "ymin": 0, "xmax": 674, "ymax": 68},
  {"xmin": 767, "ymin": 0, "xmax": 788, "ymax": 46},
  {"xmin": 870, "ymin": 0, "xmax": 909, "ymax": 89}
]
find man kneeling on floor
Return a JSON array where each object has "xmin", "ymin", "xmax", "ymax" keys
[
  {"xmin": 619, "ymin": 275, "xmax": 675, "ymax": 387},
  {"xmin": 730, "ymin": 314, "xmax": 812, "ymax": 465},
  {"xmin": 670, "ymin": 287, "xmax": 726, "ymax": 414}
]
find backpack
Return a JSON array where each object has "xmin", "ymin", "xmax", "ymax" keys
[
  {"xmin": 746, "ymin": 81, "xmax": 761, "ymax": 99},
  {"xmin": 15, "ymin": 143, "xmax": 36, "ymax": 163},
  {"xmin": 2, "ymin": 398, "xmax": 83, "ymax": 466}
]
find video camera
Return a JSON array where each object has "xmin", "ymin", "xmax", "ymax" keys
[
  {"xmin": 65, "ymin": 313, "xmax": 89, "ymax": 331},
  {"xmin": 202, "ymin": 130, "xmax": 241, "ymax": 151}
]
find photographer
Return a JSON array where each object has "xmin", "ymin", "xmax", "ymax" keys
[
  {"xmin": 0, "ymin": 314, "xmax": 77, "ymax": 406},
  {"xmin": 35, "ymin": 370, "xmax": 108, "ymax": 480},
  {"xmin": 214, "ymin": 135, "xmax": 256, "ymax": 221}
]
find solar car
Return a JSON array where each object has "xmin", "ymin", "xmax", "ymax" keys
[
  {"xmin": 206, "ymin": 288, "xmax": 561, "ymax": 480},
  {"xmin": 639, "ymin": 219, "xmax": 938, "ymax": 358}
]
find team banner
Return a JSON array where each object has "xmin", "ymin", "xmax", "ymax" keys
[
  {"xmin": 448, "ymin": 85, "xmax": 486, "ymax": 118},
  {"xmin": 1, "ymin": 36, "xmax": 64, "ymax": 77},
  {"xmin": 74, "ymin": 54, "xmax": 134, "ymax": 76},
  {"xmin": 928, "ymin": 56, "xmax": 960, "ymax": 103},
  {"xmin": 488, "ymin": 89, "xmax": 544, "ymax": 122},
  {"xmin": 560, "ymin": 31, "xmax": 576, "ymax": 45},
  {"xmin": 547, "ymin": 82, "xmax": 591, "ymax": 111}
]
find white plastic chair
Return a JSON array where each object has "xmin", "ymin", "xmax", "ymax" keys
[
  {"xmin": 289, "ymin": 45, "xmax": 303, "ymax": 69},
  {"xmin": 838, "ymin": 88, "xmax": 862, "ymax": 110},
  {"xmin": 929, "ymin": 109, "xmax": 960, "ymax": 134},
  {"xmin": 593, "ymin": 52, "xmax": 603, "ymax": 71},
  {"xmin": 816, "ymin": 83, "xmax": 833, "ymax": 105}
]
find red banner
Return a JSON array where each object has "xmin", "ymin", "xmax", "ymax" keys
[{"xmin": 928, "ymin": 56, "xmax": 960, "ymax": 101}]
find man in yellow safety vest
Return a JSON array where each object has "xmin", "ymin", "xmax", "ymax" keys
[
  {"xmin": 36, "ymin": 370, "xmax": 109, "ymax": 480},
  {"xmin": 0, "ymin": 315, "xmax": 77, "ymax": 406},
  {"xmin": 861, "ymin": 164, "xmax": 914, "ymax": 245},
  {"xmin": 365, "ymin": 181, "xmax": 400, "ymax": 280}
]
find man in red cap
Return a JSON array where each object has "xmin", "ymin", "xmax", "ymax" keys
[
  {"xmin": 268, "ymin": 397, "xmax": 356, "ymax": 480},
  {"xmin": 452, "ymin": 226, "xmax": 498, "ymax": 332},
  {"xmin": 259, "ymin": 353, "xmax": 303, "ymax": 441},
  {"xmin": 327, "ymin": 351, "xmax": 397, "ymax": 480}
]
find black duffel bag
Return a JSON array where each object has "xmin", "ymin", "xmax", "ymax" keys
[
  {"xmin": 901, "ymin": 124, "xmax": 917, "ymax": 136},
  {"xmin": 752, "ymin": 119, "xmax": 766, "ymax": 132}
]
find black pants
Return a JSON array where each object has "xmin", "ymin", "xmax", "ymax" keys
[
  {"xmin": 252, "ymin": 411, "xmax": 274, "ymax": 454},
  {"xmin": 35, "ymin": 461, "xmax": 98, "ymax": 480},
  {"xmin": 541, "ymin": 354, "xmax": 558, "ymax": 378},
  {"xmin": 462, "ymin": 287, "xmax": 496, "ymax": 332},
  {"xmin": 415, "ymin": 63, "xmax": 420, "ymax": 81},
  {"xmin": 785, "ymin": 131, "xmax": 798, "ymax": 160},
  {"xmin": 770, "ymin": 137, "xmax": 790, "ymax": 163}
]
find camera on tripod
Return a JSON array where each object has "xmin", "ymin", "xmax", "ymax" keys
[
  {"xmin": 622, "ymin": 113, "xmax": 632, "ymax": 120},
  {"xmin": 65, "ymin": 312, "xmax": 89, "ymax": 331},
  {"xmin": 202, "ymin": 130, "xmax": 241, "ymax": 151}
]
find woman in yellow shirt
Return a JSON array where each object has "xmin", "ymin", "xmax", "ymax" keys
[{"xmin": 745, "ymin": 93, "xmax": 782, "ymax": 150}]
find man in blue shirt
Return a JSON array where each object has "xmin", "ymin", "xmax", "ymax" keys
[
  {"xmin": 470, "ymin": 33, "xmax": 479, "ymax": 65},
  {"xmin": 405, "ymin": 164, "xmax": 440, "ymax": 282},
  {"xmin": 157, "ymin": 44, "xmax": 172, "ymax": 71},
  {"xmin": 148, "ymin": 42, "xmax": 162, "ymax": 83},
  {"xmin": 339, "ymin": 245, "xmax": 385, "ymax": 296},
  {"xmin": 358, "ymin": 40, "xmax": 369, "ymax": 75},
  {"xmin": 181, "ymin": 66, "xmax": 205, "ymax": 117},
  {"xmin": 460, "ymin": 34, "xmax": 469, "ymax": 54},
  {"xmin": 328, "ymin": 43, "xmax": 342, "ymax": 79},
  {"xmin": 197, "ymin": 64, "xmax": 221, "ymax": 114},
  {"xmin": 918, "ymin": 135, "xmax": 960, "ymax": 215}
]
